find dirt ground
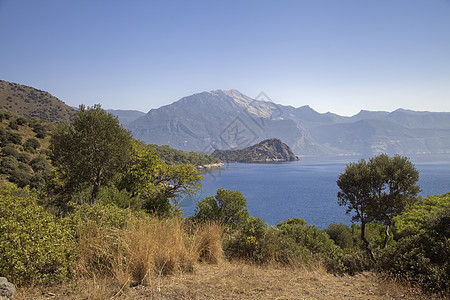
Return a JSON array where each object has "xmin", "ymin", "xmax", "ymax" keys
[{"xmin": 16, "ymin": 262, "xmax": 444, "ymax": 299}]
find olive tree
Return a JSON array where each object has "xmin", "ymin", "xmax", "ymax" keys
[
  {"xmin": 119, "ymin": 140, "xmax": 202, "ymax": 215},
  {"xmin": 50, "ymin": 104, "xmax": 132, "ymax": 201},
  {"xmin": 337, "ymin": 154, "xmax": 420, "ymax": 261}
]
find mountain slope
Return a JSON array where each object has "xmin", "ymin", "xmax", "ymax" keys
[
  {"xmin": 126, "ymin": 90, "xmax": 326, "ymax": 155},
  {"xmin": 106, "ymin": 109, "xmax": 146, "ymax": 125},
  {"xmin": 127, "ymin": 90, "xmax": 450, "ymax": 156},
  {"xmin": 0, "ymin": 80, "xmax": 76, "ymax": 123}
]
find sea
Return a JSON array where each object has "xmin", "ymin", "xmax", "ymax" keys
[{"xmin": 179, "ymin": 155, "xmax": 450, "ymax": 229}]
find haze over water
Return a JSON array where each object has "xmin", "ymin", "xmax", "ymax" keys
[{"xmin": 181, "ymin": 155, "xmax": 450, "ymax": 228}]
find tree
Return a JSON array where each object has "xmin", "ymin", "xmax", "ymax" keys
[
  {"xmin": 119, "ymin": 140, "xmax": 202, "ymax": 215},
  {"xmin": 193, "ymin": 188, "xmax": 249, "ymax": 228},
  {"xmin": 50, "ymin": 104, "xmax": 132, "ymax": 201},
  {"xmin": 337, "ymin": 154, "xmax": 420, "ymax": 261}
]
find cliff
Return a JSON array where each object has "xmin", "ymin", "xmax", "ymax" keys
[{"xmin": 212, "ymin": 138, "xmax": 299, "ymax": 163}]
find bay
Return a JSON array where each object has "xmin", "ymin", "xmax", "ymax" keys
[{"xmin": 180, "ymin": 155, "xmax": 450, "ymax": 229}]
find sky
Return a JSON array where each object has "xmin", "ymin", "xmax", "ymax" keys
[{"xmin": 0, "ymin": 0, "xmax": 449, "ymax": 116}]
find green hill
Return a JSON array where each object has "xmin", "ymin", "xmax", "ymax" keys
[
  {"xmin": 0, "ymin": 80, "xmax": 76, "ymax": 123},
  {"xmin": 212, "ymin": 138, "xmax": 299, "ymax": 163}
]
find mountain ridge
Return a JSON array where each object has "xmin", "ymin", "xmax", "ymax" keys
[
  {"xmin": 126, "ymin": 89, "xmax": 450, "ymax": 156},
  {"xmin": 1, "ymin": 81, "xmax": 449, "ymax": 156}
]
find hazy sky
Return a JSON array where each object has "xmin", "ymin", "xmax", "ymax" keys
[{"xmin": 1, "ymin": 0, "xmax": 449, "ymax": 116}]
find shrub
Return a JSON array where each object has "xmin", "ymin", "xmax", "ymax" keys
[
  {"xmin": 23, "ymin": 138, "xmax": 41, "ymax": 151},
  {"xmin": 325, "ymin": 223, "xmax": 353, "ymax": 249},
  {"xmin": 378, "ymin": 206, "xmax": 449, "ymax": 294},
  {"xmin": 276, "ymin": 219, "xmax": 345, "ymax": 272},
  {"xmin": 6, "ymin": 131, "xmax": 21, "ymax": 145},
  {"xmin": 193, "ymin": 188, "xmax": 249, "ymax": 229},
  {"xmin": 0, "ymin": 183, "xmax": 75, "ymax": 286},
  {"xmin": 17, "ymin": 152, "xmax": 31, "ymax": 164},
  {"xmin": 224, "ymin": 216, "xmax": 267, "ymax": 262},
  {"xmin": 8, "ymin": 120, "xmax": 18, "ymax": 130},
  {"xmin": 1, "ymin": 145, "xmax": 19, "ymax": 158},
  {"xmin": 30, "ymin": 155, "xmax": 50, "ymax": 173},
  {"xmin": 0, "ymin": 156, "xmax": 19, "ymax": 174},
  {"xmin": 15, "ymin": 117, "xmax": 27, "ymax": 125}
]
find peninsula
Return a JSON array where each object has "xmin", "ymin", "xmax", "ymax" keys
[{"xmin": 212, "ymin": 138, "xmax": 299, "ymax": 163}]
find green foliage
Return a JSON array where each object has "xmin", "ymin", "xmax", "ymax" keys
[
  {"xmin": 276, "ymin": 219, "xmax": 345, "ymax": 272},
  {"xmin": 120, "ymin": 140, "xmax": 201, "ymax": 216},
  {"xmin": 1, "ymin": 144, "xmax": 18, "ymax": 157},
  {"xmin": 193, "ymin": 188, "xmax": 249, "ymax": 228},
  {"xmin": 378, "ymin": 206, "xmax": 449, "ymax": 294},
  {"xmin": 147, "ymin": 144, "xmax": 220, "ymax": 166},
  {"xmin": 337, "ymin": 154, "xmax": 420, "ymax": 259},
  {"xmin": 224, "ymin": 216, "xmax": 268, "ymax": 261},
  {"xmin": 50, "ymin": 104, "xmax": 133, "ymax": 201},
  {"xmin": 224, "ymin": 217, "xmax": 345, "ymax": 272},
  {"xmin": 64, "ymin": 201, "xmax": 141, "ymax": 238},
  {"xmin": 23, "ymin": 137, "xmax": 40, "ymax": 151},
  {"xmin": 325, "ymin": 223, "xmax": 353, "ymax": 249},
  {"xmin": 393, "ymin": 193, "xmax": 450, "ymax": 239},
  {"xmin": 0, "ymin": 183, "xmax": 75, "ymax": 286},
  {"xmin": 8, "ymin": 119, "xmax": 18, "ymax": 130}
]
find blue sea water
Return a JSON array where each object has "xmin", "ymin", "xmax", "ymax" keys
[{"xmin": 179, "ymin": 155, "xmax": 450, "ymax": 229}]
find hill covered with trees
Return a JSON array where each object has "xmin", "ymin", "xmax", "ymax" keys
[
  {"xmin": 0, "ymin": 80, "xmax": 76, "ymax": 123},
  {"xmin": 212, "ymin": 138, "xmax": 299, "ymax": 163}
]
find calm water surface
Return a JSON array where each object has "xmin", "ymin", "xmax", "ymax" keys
[{"xmin": 180, "ymin": 155, "xmax": 450, "ymax": 228}]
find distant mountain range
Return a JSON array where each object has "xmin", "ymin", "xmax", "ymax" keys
[
  {"xmin": 1, "ymin": 81, "xmax": 450, "ymax": 156},
  {"xmin": 125, "ymin": 90, "xmax": 450, "ymax": 156}
]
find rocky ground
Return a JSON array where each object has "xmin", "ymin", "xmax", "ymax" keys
[{"xmin": 15, "ymin": 261, "xmax": 444, "ymax": 300}]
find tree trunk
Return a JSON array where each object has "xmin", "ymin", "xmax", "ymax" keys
[
  {"xmin": 361, "ymin": 221, "xmax": 376, "ymax": 262},
  {"xmin": 382, "ymin": 224, "xmax": 390, "ymax": 249},
  {"xmin": 91, "ymin": 169, "xmax": 102, "ymax": 202}
]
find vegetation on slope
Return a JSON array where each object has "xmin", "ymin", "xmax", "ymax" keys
[
  {"xmin": 212, "ymin": 138, "xmax": 299, "ymax": 163},
  {"xmin": 0, "ymin": 80, "xmax": 76, "ymax": 123},
  {"xmin": 0, "ymin": 110, "xmax": 53, "ymax": 189},
  {"xmin": 147, "ymin": 143, "xmax": 220, "ymax": 166}
]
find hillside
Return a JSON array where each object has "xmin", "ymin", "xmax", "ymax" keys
[
  {"xmin": 0, "ymin": 110, "xmax": 53, "ymax": 189},
  {"xmin": 126, "ymin": 90, "xmax": 326, "ymax": 155},
  {"xmin": 106, "ymin": 109, "xmax": 146, "ymax": 125},
  {"xmin": 126, "ymin": 89, "xmax": 450, "ymax": 156},
  {"xmin": 212, "ymin": 138, "xmax": 299, "ymax": 163},
  {"xmin": 0, "ymin": 80, "xmax": 76, "ymax": 123}
]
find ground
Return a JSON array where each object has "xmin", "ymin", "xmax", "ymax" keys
[{"xmin": 16, "ymin": 261, "xmax": 442, "ymax": 300}]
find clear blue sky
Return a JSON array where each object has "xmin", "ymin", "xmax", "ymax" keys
[{"xmin": 1, "ymin": 0, "xmax": 449, "ymax": 116}]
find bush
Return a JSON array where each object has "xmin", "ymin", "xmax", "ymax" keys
[
  {"xmin": 276, "ymin": 219, "xmax": 345, "ymax": 272},
  {"xmin": 0, "ymin": 183, "xmax": 75, "ymax": 286},
  {"xmin": 0, "ymin": 156, "xmax": 19, "ymax": 174},
  {"xmin": 193, "ymin": 188, "xmax": 249, "ymax": 229},
  {"xmin": 1, "ymin": 145, "xmax": 19, "ymax": 158},
  {"xmin": 224, "ymin": 216, "xmax": 267, "ymax": 262},
  {"xmin": 378, "ymin": 206, "xmax": 449, "ymax": 294},
  {"xmin": 6, "ymin": 131, "xmax": 21, "ymax": 145},
  {"xmin": 325, "ymin": 223, "xmax": 353, "ymax": 249},
  {"xmin": 23, "ymin": 138, "xmax": 40, "ymax": 151},
  {"xmin": 8, "ymin": 120, "xmax": 18, "ymax": 130}
]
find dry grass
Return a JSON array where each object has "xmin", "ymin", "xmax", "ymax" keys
[
  {"xmin": 13, "ymin": 217, "xmax": 445, "ymax": 299},
  {"xmin": 16, "ymin": 261, "xmax": 445, "ymax": 300},
  {"xmin": 74, "ymin": 217, "xmax": 224, "ymax": 288}
]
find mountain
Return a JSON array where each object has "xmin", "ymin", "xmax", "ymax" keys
[
  {"xmin": 127, "ymin": 90, "xmax": 450, "ymax": 156},
  {"xmin": 0, "ymin": 80, "xmax": 76, "ymax": 123},
  {"xmin": 106, "ymin": 109, "xmax": 146, "ymax": 125},
  {"xmin": 126, "ymin": 90, "xmax": 326, "ymax": 155},
  {"xmin": 212, "ymin": 138, "xmax": 299, "ymax": 163}
]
